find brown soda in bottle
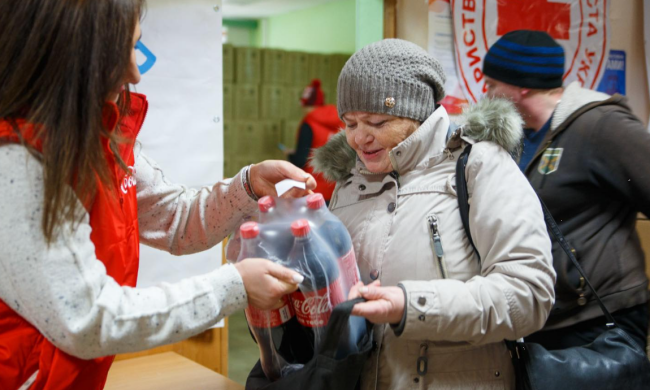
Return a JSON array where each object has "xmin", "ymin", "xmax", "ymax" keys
[{"xmin": 238, "ymin": 222, "xmax": 298, "ymax": 379}]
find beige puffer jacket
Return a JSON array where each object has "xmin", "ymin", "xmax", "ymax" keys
[{"xmin": 312, "ymin": 100, "xmax": 556, "ymax": 390}]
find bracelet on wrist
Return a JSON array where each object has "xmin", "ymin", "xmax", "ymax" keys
[{"xmin": 242, "ymin": 164, "xmax": 259, "ymax": 201}]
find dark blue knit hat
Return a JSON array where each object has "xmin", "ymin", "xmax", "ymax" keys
[{"xmin": 483, "ymin": 30, "xmax": 565, "ymax": 89}]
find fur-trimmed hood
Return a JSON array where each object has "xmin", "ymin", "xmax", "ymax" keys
[{"xmin": 311, "ymin": 98, "xmax": 523, "ymax": 182}]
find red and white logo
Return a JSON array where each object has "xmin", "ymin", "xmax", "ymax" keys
[
  {"xmin": 120, "ymin": 166, "xmax": 137, "ymax": 194},
  {"xmin": 452, "ymin": 0, "xmax": 609, "ymax": 102},
  {"xmin": 291, "ymin": 278, "xmax": 345, "ymax": 328},
  {"xmin": 245, "ymin": 295, "xmax": 294, "ymax": 328}
]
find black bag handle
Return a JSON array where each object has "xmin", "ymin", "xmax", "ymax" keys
[
  {"xmin": 318, "ymin": 298, "xmax": 367, "ymax": 358},
  {"xmin": 455, "ymin": 145, "xmax": 618, "ymax": 327}
]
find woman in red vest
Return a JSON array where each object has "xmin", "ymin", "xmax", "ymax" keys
[
  {"xmin": 0, "ymin": 1, "xmax": 315, "ymax": 389},
  {"xmin": 287, "ymin": 79, "xmax": 344, "ymax": 203}
]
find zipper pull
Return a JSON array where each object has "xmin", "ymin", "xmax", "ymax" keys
[
  {"xmin": 428, "ymin": 216, "xmax": 447, "ymax": 279},
  {"xmin": 428, "ymin": 216, "xmax": 444, "ymax": 258}
]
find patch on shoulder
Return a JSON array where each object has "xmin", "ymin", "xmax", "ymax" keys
[{"xmin": 538, "ymin": 148, "xmax": 564, "ymax": 175}]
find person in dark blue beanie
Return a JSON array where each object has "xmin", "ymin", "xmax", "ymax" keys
[
  {"xmin": 484, "ymin": 30, "xmax": 565, "ymax": 171},
  {"xmin": 484, "ymin": 30, "xmax": 650, "ymax": 353},
  {"xmin": 484, "ymin": 30, "xmax": 565, "ymax": 90}
]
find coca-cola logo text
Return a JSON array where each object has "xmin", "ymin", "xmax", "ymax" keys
[
  {"xmin": 120, "ymin": 166, "xmax": 137, "ymax": 194},
  {"xmin": 294, "ymin": 294, "xmax": 332, "ymax": 317}
]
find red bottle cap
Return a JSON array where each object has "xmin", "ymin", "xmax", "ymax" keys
[
  {"xmin": 240, "ymin": 221, "xmax": 260, "ymax": 239},
  {"xmin": 306, "ymin": 193, "xmax": 325, "ymax": 210},
  {"xmin": 258, "ymin": 196, "xmax": 276, "ymax": 213},
  {"xmin": 291, "ymin": 219, "xmax": 311, "ymax": 237}
]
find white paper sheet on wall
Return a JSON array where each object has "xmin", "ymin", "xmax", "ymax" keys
[{"xmin": 134, "ymin": 0, "xmax": 226, "ymax": 327}]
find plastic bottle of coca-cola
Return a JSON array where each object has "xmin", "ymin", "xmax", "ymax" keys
[
  {"xmin": 238, "ymin": 221, "xmax": 298, "ymax": 380},
  {"xmin": 225, "ymin": 216, "xmax": 253, "ymax": 264},
  {"xmin": 305, "ymin": 193, "xmax": 360, "ymax": 292},
  {"xmin": 257, "ymin": 196, "xmax": 294, "ymax": 262},
  {"xmin": 284, "ymin": 219, "xmax": 347, "ymax": 361},
  {"xmin": 305, "ymin": 194, "xmax": 365, "ymax": 358}
]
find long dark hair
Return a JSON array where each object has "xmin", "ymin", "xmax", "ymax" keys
[{"xmin": 0, "ymin": 0, "xmax": 145, "ymax": 243}]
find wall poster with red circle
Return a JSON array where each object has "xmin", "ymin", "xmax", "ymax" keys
[{"xmin": 451, "ymin": 0, "xmax": 610, "ymax": 103}]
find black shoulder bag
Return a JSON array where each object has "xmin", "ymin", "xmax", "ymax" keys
[
  {"xmin": 245, "ymin": 298, "xmax": 373, "ymax": 390},
  {"xmin": 456, "ymin": 144, "xmax": 650, "ymax": 390}
]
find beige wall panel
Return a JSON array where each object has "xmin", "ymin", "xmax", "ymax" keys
[{"xmin": 395, "ymin": 0, "xmax": 428, "ymax": 50}]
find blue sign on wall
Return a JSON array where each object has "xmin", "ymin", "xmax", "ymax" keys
[
  {"xmin": 597, "ymin": 50, "xmax": 625, "ymax": 95},
  {"xmin": 135, "ymin": 41, "xmax": 157, "ymax": 75}
]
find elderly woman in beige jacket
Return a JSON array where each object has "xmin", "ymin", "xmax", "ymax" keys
[{"xmin": 312, "ymin": 39, "xmax": 556, "ymax": 389}]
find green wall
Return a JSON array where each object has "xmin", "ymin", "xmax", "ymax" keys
[
  {"xmin": 264, "ymin": 0, "xmax": 356, "ymax": 54},
  {"xmin": 225, "ymin": 0, "xmax": 383, "ymax": 53},
  {"xmin": 223, "ymin": 19, "xmax": 259, "ymax": 47},
  {"xmin": 355, "ymin": 0, "xmax": 383, "ymax": 50}
]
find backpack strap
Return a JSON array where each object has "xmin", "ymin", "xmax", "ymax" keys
[{"xmin": 455, "ymin": 144, "xmax": 480, "ymax": 263}]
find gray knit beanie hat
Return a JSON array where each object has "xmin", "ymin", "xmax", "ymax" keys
[{"xmin": 337, "ymin": 39, "xmax": 446, "ymax": 122}]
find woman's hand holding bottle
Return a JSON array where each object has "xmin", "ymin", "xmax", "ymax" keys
[{"xmin": 235, "ymin": 258, "xmax": 304, "ymax": 310}]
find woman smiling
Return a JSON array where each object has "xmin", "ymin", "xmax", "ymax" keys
[{"xmin": 312, "ymin": 39, "xmax": 556, "ymax": 390}]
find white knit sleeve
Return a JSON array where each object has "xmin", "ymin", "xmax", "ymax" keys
[
  {"xmin": 0, "ymin": 145, "xmax": 248, "ymax": 359},
  {"xmin": 134, "ymin": 146, "xmax": 257, "ymax": 255}
]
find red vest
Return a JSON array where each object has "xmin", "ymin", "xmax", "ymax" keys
[
  {"xmin": 301, "ymin": 105, "xmax": 343, "ymax": 201},
  {"xmin": 0, "ymin": 93, "xmax": 148, "ymax": 390}
]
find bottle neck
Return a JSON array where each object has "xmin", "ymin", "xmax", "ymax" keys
[
  {"xmin": 238, "ymin": 237, "xmax": 261, "ymax": 260},
  {"xmin": 259, "ymin": 210, "xmax": 274, "ymax": 224},
  {"xmin": 292, "ymin": 233, "xmax": 314, "ymax": 249}
]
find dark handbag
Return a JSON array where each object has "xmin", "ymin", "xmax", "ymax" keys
[
  {"xmin": 245, "ymin": 298, "xmax": 373, "ymax": 390},
  {"xmin": 456, "ymin": 144, "xmax": 650, "ymax": 390}
]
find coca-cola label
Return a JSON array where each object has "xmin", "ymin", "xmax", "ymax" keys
[
  {"xmin": 245, "ymin": 295, "xmax": 294, "ymax": 328},
  {"xmin": 120, "ymin": 166, "xmax": 137, "ymax": 194},
  {"xmin": 338, "ymin": 249, "xmax": 360, "ymax": 289},
  {"xmin": 291, "ymin": 278, "xmax": 345, "ymax": 328}
]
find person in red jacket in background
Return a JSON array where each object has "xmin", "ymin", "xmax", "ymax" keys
[{"xmin": 287, "ymin": 79, "xmax": 343, "ymax": 203}]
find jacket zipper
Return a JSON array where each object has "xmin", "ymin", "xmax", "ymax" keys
[{"xmin": 427, "ymin": 215, "xmax": 447, "ymax": 279}]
